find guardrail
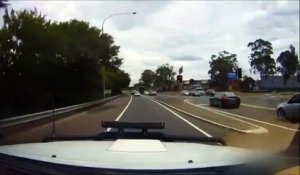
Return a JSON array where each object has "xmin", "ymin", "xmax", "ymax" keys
[{"xmin": 0, "ymin": 95, "xmax": 120, "ymax": 129}]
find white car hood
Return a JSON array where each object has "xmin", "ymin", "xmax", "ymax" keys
[{"xmin": 0, "ymin": 139, "xmax": 264, "ymax": 170}]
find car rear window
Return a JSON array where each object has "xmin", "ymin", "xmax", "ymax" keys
[{"xmin": 223, "ymin": 92, "xmax": 236, "ymax": 97}]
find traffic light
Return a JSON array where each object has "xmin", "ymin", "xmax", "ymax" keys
[
  {"xmin": 236, "ymin": 68, "xmax": 242, "ymax": 79},
  {"xmin": 177, "ymin": 75, "xmax": 182, "ymax": 83}
]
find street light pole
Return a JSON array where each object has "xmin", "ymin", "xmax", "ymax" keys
[{"xmin": 101, "ymin": 12, "xmax": 136, "ymax": 98}]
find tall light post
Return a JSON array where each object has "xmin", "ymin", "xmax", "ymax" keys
[{"xmin": 101, "ymin": 12, "xmax": 136, "ymax": 98}]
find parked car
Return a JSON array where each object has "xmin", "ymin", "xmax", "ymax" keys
[
  {"xmin": 209, "ymin": 92, "xmax": 240, "ymax": 108},
  {"xmin": 205, "ymin": 89, "xmax": 216, "ymax": 96},
  {"xmin": 276, "ymin": 93, "xmax": 300, "ymax": 123},
  {"xmin": 181, "ymin": 90, "xmax": 190, "ymax": 96},
  {"xmin": 144, "ymin": 91, "xmax": 149, "ymax": 95},
  {"xmin": 149, "ymin": 90, "xmax": 157, "ymax": 96}
]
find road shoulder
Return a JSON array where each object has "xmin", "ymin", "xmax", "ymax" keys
[{"xmin": 1, "ymin": 95, "xmax": 131, "ymax": 145}]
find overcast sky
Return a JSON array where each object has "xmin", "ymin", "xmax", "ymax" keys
[{"xmin": 2, "ymin": 1, "xmax": 299, "ymax": 85}]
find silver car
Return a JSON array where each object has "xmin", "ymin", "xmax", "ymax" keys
[{"xmin": 276, "ymin": 93, "xmax": 300, "ymax": 123}]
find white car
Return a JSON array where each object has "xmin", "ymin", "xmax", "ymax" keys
[
  {"xmin": 149, "ymin": 90, "xmax": 157, "ymax": 96},
  {"xmin": 0, "ymin": 121, "xmax": 275, "ymax": 174},
  {"xmin": 144, "ymin": 91, "xmax": 149, "ymax": 95},
  {"xmin": 134, "ymin": 91, "xmax": 141, "ymax": 96},
  {"xmin": 276, "ymin": 93, "xmax": 300, "ymax": 122},
  {"xmin": 194, "ymin": 88, "xmax": 205, "ymax": 96},
  {"xmin": 180, "ymin": 90, "xmax": 189, "ymax": 96}
]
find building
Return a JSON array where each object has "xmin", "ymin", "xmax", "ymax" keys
[{"xmin": 257, "ymin": 75, "xmax": 300, "ymax": 91}]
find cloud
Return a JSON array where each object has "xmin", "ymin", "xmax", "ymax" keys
[
  {"xmin": 3, "ymin": 1, "xmax": 299, "ymax": 85},
  {"xmin": 172, "ymin": 56, "xmax": 203, "ymax": 61}
]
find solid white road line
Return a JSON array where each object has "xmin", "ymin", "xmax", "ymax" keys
[
  {"xmin": 180, "ymin": 99, "xmax": 267, "ymax": 134},
  {"xmin": 197, "ymin": 104, "xmax": 209, "ymax": 106},
  {"xmin": 144, "ymin": 96, "xmax": 212, "ymax": 137},
  {"xmin": 186, "ymin": 100, "xmax": 299, "ymax": 132},
  {"xmin": 241, "ymin": 103, "xmax": 275, "ymax": 111},
  {"xmin": 107, "ymin": 95, "xmax": 133, "ymax": 132}
]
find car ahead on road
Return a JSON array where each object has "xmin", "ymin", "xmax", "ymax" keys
[
  {"xmin": 134, "ymin": 91, "xmax": 141, "ymax": 96},
  {"xmin": 180, "ymin": 90, "xmax": 189, "ymax": 96},
  {"xmin": 149, "ymin": 90, "xmax": 157, "ymax": 96},
  {"xmin": 189, "ymin": 90, "xmax": 201, "ymax": 96},
  {"xmin": 276, "ymin": 93, "xmax": 300, "ymax": 123},
  {"xmin": 131, "ymin": 90, "xmax": 136, "ymax": 95},
  {"xmin": 189, "ymin": 88, "xmax": 205, "ymax": 96},
  {"xmin": 195, "ymin": 88, "xmax": 205, "ymax": 96},
  {"xmin": 144, "ymin": 91, "xmax": 149, "ymax": 95},
  {"xmin": 209, "ymin": 92, "xmax": 241, "ymax": 108},
  {"xmin": 205, "ymin": 89, "xmax": 216, "ymax": 96}
]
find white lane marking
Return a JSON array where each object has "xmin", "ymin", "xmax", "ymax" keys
[
  {"xmin": 184, "ymin": 100, "xmax": 268, "ymax": 134},
  {"xmin": 158, "ymin": 95, "xmax": 199, "ymax": 99},
  {"xmin": 107, "ymin": 95, "xmax": 133, "ymax": 132},
  {"xmin": 197, "ymin": 104, "xmax": 209, "ymax": 106},
  {"xmin": 186, "ymin": 100, "xmax": 299, "ymax": 132},
  {"xmin": 156, "ymin": 98, "xmax": 264, "ymax": 134},
  {"xmin": 241, "ymin": 103, "xmax": 275, "ymax": 111},
  {"xmin": 144, "ymin": 96, "xmax": 212, "ymax": 137}
]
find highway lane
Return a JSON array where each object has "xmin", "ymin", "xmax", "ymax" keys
[
  {"xmin": 118, "ymin": 95, "xmax": 218, "ymax": 137},
  {"xmin": 153, "ymin": 93, "xmax": 299, "ymax": 152},
  {"xmin": 188, "ymin": 96, "xmax": 299, "ymax": 130},
  {"xmin": 158, "ymin": 94, "xmax": 298, "ymax": 130}
]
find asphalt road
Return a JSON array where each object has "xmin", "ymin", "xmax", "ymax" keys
[
  {"xmin": 156, "ymin": 93, "xmax": 298, "ymax": 149},
  {"xmin": 1, "ymin": 92, "xmax": 298, "ymax": 174},
  {"xmin": 118, "ymin": 95, "xmax": 213, "ymax": 137}
]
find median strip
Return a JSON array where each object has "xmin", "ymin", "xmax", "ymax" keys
[{"xmin": 153, "ymin": 97, "xmax": 268, "ymax": 134}]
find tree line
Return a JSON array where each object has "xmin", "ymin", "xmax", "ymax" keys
[
  {"xmin": 136, "ymin": 64, "xmax": 176, "ymax": 91},
  {"xmin": 0, "ymin": 7, "xmax": 130, "ymax": 118},
  {"xmin": 208, "ymin": 39, "xmax": 299, "ymax": 91},
  {"xmin": 137, "ymin": 39, "xmax": 299, "ymax": 92}
]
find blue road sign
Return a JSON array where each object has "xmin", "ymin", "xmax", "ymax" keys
[{"xmin": 227, "ymin": 72, "xmax": 237, "ymax": 79}]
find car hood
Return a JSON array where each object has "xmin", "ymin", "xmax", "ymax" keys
[
  {"xmin": 277, "ymin": 101, "xmax": 288, "ymax": 109},
  {"xmin": 0, "ymin": 139, "xmax": 269, "ymax": 170}
]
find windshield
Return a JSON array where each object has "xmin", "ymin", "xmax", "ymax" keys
[
  {"xmin": 223, "ymin": 92, "xmax": 236, "ymax": 97},
  {"xmin": 0, "ymin": 1, "xmax": 299, "ymax": 175}
]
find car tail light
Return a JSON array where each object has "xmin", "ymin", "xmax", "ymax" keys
[{"xmin": 221, "ymin": 96, "xmax": 228, "ymax": 100}]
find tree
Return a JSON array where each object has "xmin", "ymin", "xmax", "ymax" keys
[
  {"xmin": 154, "ymin": 63, "xmax": 176, "ymax": 90},
  {"xmin": 0, "ymin": 0, "xmax": 9, "ymax": 9},
  {"xmin": 247, "ymin": 39, "xmax": 276, "ymax": 78},
  {"xmin": 106, "ymin": 68, "xmax": 130, "ymax": 95},
  {"xmin": 139, "ymin": 69, "xmax": 156, "ymax": 87},
  {"xmin": 0, "ymin": 8, "xmax": 128, "ymax": 118},
  {"xmin": 208, "ymin": 51, "xmax": 238, "ymax": 90},
  {"xmin": 239, "ymin": 76, "xmax": 255, "ymax": 92},
  {"xmin": 276, "ymin": 45, "xmax": 299, "ymax": 85}
]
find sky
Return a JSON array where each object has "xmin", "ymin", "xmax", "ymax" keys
[{"xmin": 1, "ymin": 1, "xmax": 299, "ymax": 85}]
